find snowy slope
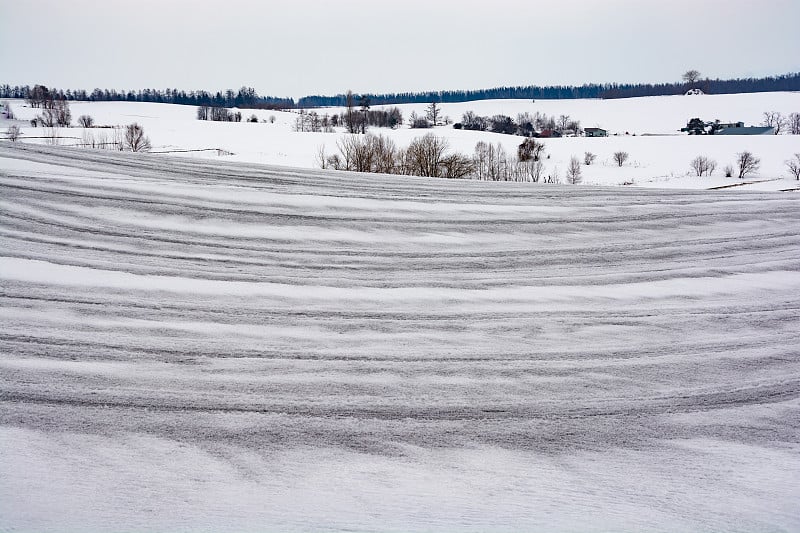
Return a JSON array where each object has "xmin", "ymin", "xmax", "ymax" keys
[
  {"xmin": 1, "ymin": 144, "xmax": 799, "ymax": 532},
  {"xmin": 3, "ymin": 91, "xmax": 800, "ymax": 191}
]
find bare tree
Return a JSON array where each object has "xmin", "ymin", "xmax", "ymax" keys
[
  {"xmin": 53, "ymin": 99, "xmax": 71, "ymax": 127},
  {"xmin": 44, "ymin": 127, "xmax": 60, "ymax": 146},
  {"xmin": 111, "ymin": 127, "xmax": 124, "ymax": 150},
  {"xmin": 370, "ymin": 134, "xmax": 397, "ymax": 174},
  {"xmin": 461, "ymin": 111, "xmax": 487, "ymax": 131},
  {"xmin": 583, "ymin": 152, "xmax": 597, "ymax": 165},
  {"xmin": 736, "ymin": 151, "xmax": 760, "ymax": 179},
  {"xmin": 566, "ymin": 156, "xmax": 582, "ymax": 184},
  {"xmin": 440, "ymin": 153, "xmax": 474, "ymax": 179},
  {"xmin": 196, "ymin": 106, "xmax": 210, "ymax": 120},
  {"xmin": 336, "ymin": 135, "xmax": 365, "ymax": 171},
  {"xmin": 474, "ymin": 142, "xmax": 505, "ymax": 181},
  {"xmin": 344, "ymin": 90, "xmax": 358, "ymax": 134},
  {"xmin": 405, "ymin": 133, "xmax": 449, "ymax": 177},
  {"xmin": 316, "ymin": 144, "xmax": 329, "ymax": 169},
  {"xmin": 359, "ymin": 96, "xmax": 370, "ymax": 134},
  {"xmin": 77, "ymin": 114, "xmax": 94, "ymax": 128},
  {"xmin": 333, "ymin": 134, "xmax": 397, "ymax": 173},
  {"xmin": 762, "ymin": 111, "xmax": 786, "ymax": 135},
  {"xmin": 425, "ymin": 102, "xmax": 441, "ymax": 127},
  {"xmin": 523, "ymin": 159, "xmax": 544, "ymax": 183},
  {"xmin": 690, "ymin": 155, "xmax": 717, "ymax": 176},
  {"xmin": 472, "ymin": 141, "xmax": 489, "ymax": 180},
  {"xmin": 80, "ymin": 129, "xmax": 96, "ymax": 148},
  {"xmin": 786, "ymin": 153, "xmax": 800, "ymax": 180},
  {"xmin": 557, "ymin": 114, "xmax": 571, "ymax": 134},
  {"xmin": 5, "ymin": 125, "xmax": 20, "ymax": 141},
  {"xmin": 789, "ymin": 112, "xmax": 800, "ymax": 135},
  {"xmin": 518, "ymin": 138, "xmax": 545, "ymax": 162},
  {"xmin": 26, "ymin": 85, "xmax": 50, "ymax": 108},
  {"xmin": 38, "ymin": 107, "xmax": 56, "ymax": 127},
  {"xmin": 124, "ymin": 123, "xmax": 152, "ymax": 152},
  {"xmin": 613, "ymin": 151, "xmax": 629, "ymax": 167},
  {"xmin": 682, "ymin": 70, "xmax": 701, "ymax": 85}
]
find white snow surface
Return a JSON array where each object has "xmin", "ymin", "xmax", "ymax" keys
[
  {"xmin": 2, "ymin": 91, "xmax": 800, "ymax": 191},
  {"xmin": 0, "ymin": 144, "xmax": 799, "ymax": 532}
]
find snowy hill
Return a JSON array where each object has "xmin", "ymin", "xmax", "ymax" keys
[
  {"xmin": 2, "ymin": 91, "xmax": 799, "ymax": 190},
  {"xmin": 1, "ymin": 143, "xmax": 799, "ymax": 532}
]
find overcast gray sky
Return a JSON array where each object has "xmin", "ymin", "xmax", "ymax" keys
[{"xmin": 1, "ymin": 0, "xmax": 798, "ymax": 99}]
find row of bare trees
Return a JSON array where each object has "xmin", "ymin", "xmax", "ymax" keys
[
  {"xmin": 77, "ymin": 123, "xmax": 151, "ymax": 152},
  {"xmin": 318, "ymin": 134, "xmax": 643, "ymax": 184},
  {"xmin": 319, "ymin": 133, "xmax": 472, "ymax": 178},
  {"xmin": 762, "ymin": 111, "xmax": 800, "ymax": 135},
  {"xmin": 29, "ymin": 99, "xmax": 71, "ymax": 127},
  {"xmin": 689, "ymin": 151, "xmax": 799, "ymax": 180},
  {"xmin": 456, "ymin": 110, "xmax": 581, "ymax": 136},
  {"xmin": 197, "ymin": 106, "xmax": 243, "ymax": 122},
  {"xmin": 319, "ymin": 134, "xmax": 558, "ymax": 182}
]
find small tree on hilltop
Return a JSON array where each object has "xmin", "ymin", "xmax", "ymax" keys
[
  {"xmin": 682, "ymin": 69, "xmax": 701, "ymax": 85},
  {"xmin": 736, "ymin": 151, "xmax": 760, "ymax": 179}
]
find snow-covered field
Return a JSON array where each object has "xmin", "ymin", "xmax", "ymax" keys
[
  {"xmin": 1, "ymin": 143, "xmax": 799, "ymax": 532},
  {"xmin": 2, "ymin": 91, "xmax": 799, "ymax": 191}
]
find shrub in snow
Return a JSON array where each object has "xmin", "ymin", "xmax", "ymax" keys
[
  {"xmin": 724, "ymin": 165, "xmax": 734, "ymax": 178},
  {"xmin": 613, "ymin": 151, "xmax": 629, "ymax": 167}
]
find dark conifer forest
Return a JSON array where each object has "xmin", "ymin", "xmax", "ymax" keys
[{"xmin": 2, "ymin": 72, "xmax": 798, "ymax": 109}]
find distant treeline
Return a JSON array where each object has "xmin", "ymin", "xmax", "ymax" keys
[
  {"xmin": 2, "ymin": 72, "xmax": 798, "ymax": 110},
  {"xmin": 299, "ymin": 73, "xmax": 800, "ymax": 107},
  {"xmin": 0, "ymin": 85, "xmax": 294, "ymax": 109}
]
